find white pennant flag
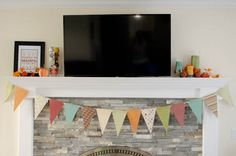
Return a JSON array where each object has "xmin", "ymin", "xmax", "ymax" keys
[
  {"xmin": 34, "ymin": 96, "xmax": 49, "ymax": 119},
  {"xmin": 96, "ymin": 109, "xmax": 112, "ymax": 134},
  {"xmin": 141, "ymin": 108, "xmax": 156, "ymax": 133}
]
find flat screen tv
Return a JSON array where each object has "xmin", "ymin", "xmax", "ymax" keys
[{"xmin": 64, "ymin": 14, "xmax": 171, "ymax": 77}]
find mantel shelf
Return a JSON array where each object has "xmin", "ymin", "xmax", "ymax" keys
[{"xmin": 9, "ymin": 77, "xmax": 230, "ymax": 98}]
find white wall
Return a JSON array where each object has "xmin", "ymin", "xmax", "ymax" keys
[{"xmin": 0, "ymin": 7, "xmax": 236, "ymax": 156}]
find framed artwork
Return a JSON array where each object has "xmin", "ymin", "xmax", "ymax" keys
[{"xmin": 14, "ymin": 41, "xmax": 45, "ymax": 72}]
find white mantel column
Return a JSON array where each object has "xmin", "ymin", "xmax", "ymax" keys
[{"xmin": 19, "ymin": 99, "xmax": 34, "ymax": 156}]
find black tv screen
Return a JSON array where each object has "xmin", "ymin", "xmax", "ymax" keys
[{"xmin": 64, "ymin": 14, "xmax": 171, "ymax": 77}]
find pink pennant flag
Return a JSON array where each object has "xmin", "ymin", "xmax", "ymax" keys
[
  {"xmin": 171, "ymin": 102, "xmax": 186, "ymax": 127},
  {"xmin": 49, "ymin": 99, "xmax": 64, "ymax": 124}
]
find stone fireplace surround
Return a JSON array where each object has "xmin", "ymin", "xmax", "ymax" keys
[
  {"xmin": 34, "ymin": 97, "xmax": 202, "ymax": 155},
  {"xmin": 9, "ymin": 77, "xmax": 229, "ymax": 156}
]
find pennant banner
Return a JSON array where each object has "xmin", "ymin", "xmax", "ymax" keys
[
  {"xmin": 97, "ymin": 109, "xmax": 112, "ymax": 134},
  {"xmin": 112, "ymin": 110, "xmax": 127, "ymax": 136},
  {"xmin": 141, "ymin": 108, "xmax": 156, "ymax": 133},
  {"xmin": 127, "ymin": 108, "xmax": 141, "ymax": 134},
  {"xmin": 156, "ymin": 105, "xmax": 171, "ymax": 132},
  {"xmin": 64, "ymin": 103, "xmax": 80, "ymax": 124},
  {"xmin": 187, "ymin": 99, "xmax": 203, "ymax": 124},
  {"xmin": 5, "ymin": 83, "xmax": 213, "ymax": 134},
  {"xmin": 203, "ymin": 93, "xmax": 218, "ymax": 116},
  {"xmin": 4, "ymin": 82, "xmax": 15, "ymax": 102},
  {"xmin": 171, "ymin": 102, "xmax": 186, "ymax": 127},
  {"xmin": 14, "ymin": 86, "xmax": 29, "ymax": 111},
  {"xmin": 81, "ymin": 107, "xmax": 96, "ymax": 129},
  {"xmin": 49, "ymin": 99, "xmax": 64, "ymax": 124},
  {"xmin": 217, "ymin": 85, "xmax": 233, "ymax": 105},
  {"xmin": 34, "ymin": 96, "xmax": 49, "ymax": 119}
]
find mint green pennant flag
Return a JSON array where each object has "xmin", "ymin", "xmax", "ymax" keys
[
  {"xmin": 64, "ymin": 103, "xmax": 80, "ymax": 124},
  {"xmin": 187, "ymin": 99, "xmax": 203, "ymax": 124}
]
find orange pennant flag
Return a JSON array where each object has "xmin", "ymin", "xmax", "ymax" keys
[
  {"xmin": 127, "ymin": 108, "xmax": 141, "ymax": 134},
  {"xmin": 14, "ymin": 86, "xmax": 29, "ymax": 111}
]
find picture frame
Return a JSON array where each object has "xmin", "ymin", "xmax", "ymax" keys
[{"xmin": 14, "ymin": 41, "xmax": 45, "ymax": 72}]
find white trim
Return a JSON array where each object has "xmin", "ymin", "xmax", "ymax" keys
[{"xmin": 1, "ymin": 0, "xmax": 236, "ymax": 9}]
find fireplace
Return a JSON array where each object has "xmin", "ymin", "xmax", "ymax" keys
[{"xmin": 9, "ymin": 77, "xmax": 229, "ymax": 156}]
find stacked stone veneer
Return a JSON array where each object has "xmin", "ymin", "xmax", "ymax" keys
[{"xmin": 34, "ymin": 98, "xmax": 202, "ymax": 156}]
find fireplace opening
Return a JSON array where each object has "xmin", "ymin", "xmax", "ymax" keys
[{"xmin": 80, "ymin": 146, "xmax": 152, "ymax": 156}]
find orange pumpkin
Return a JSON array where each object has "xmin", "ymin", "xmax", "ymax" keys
[{"xmin": 39, "ymin": 68, "xmax": 49, "ymax": 77}]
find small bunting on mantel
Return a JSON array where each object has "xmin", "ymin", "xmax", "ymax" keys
[
  {"xmin": 112, "ymin": 110, "xmax": 127, "ymax": 136},
  {"xmin": 171, "ymin": 102, "xmax": 186, "ymax": 127},
  {"xmin": 127, "ymin": 108, "xmax": 141, "ymax": 134},
  {"xmin": 81, "ymin": 107, "xmax": 97, "ymax": 129},
  {"xmin": 14, "ymin": 86, "xmax": 29, "ymax": 111},
  {"xmin": 49, "ymin": 99, "xmax": 64, "ymax": 124},
  {"xmin": 156, "ymin": 105, "xmax": 171, "ymax": 132},
  {"xmin": 96, "ymin": 109, "xmax": 112, "ymax": 134},
  {"xmin": 64, "ymin": 103, "xmax": 80, "ymax": 124},
  {"xmin": 203, "ymin": 93, "xmax": 218, "ymax": 116},
  {"xmin": 34, "ymin": 96, "xmax": 49, "ymax": 119},
  {"xmin": 141, "ymin": 108, "xmax": 156, "ymax": 133},
  {"xmin": 187, "ymin": 99, "xmax": 203, "ymax": 124},
  {"xmin": 4, "ymin": 79, "xmax": 234, "ymax": 137}
]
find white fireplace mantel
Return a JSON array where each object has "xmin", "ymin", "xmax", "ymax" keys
[
  {"xmin": 8, "ymin": 77, "xmax": 230, "ymax": 156},
  {"xmin": 9, "ymin": 77, "xmax": 229, "ymax": 98}
]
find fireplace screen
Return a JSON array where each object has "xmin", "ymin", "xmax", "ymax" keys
[{"xmin": 80, "ymin": 146, "xmax": 152, "ymax": 156}]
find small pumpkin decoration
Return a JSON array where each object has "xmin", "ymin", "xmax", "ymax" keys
[{"xmin": 39, "ymin": 68, "xmax": 49, "ymax": 77}]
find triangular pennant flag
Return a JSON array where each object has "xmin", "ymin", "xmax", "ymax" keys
[
  {"xmin": 112, "ymin": 110, "xmax": 127, "ymax": 136},
  {"xmin": 64, "ymin": 103, "xmax": 80, "ymax": 124},
  {"xmin": 171, "ymin": 102, "xmax": 186, "ymax": 127},
  {"xmin": 81, "ymin": 107, "xmax": 96, "ymax": 129},
  {"xmin": 4, "ymin": 82, "xmax": 15, "ymax": 102},
  {"xmin": 187, "ymin": 99, "xmax": 203, "ymax": 124},
  {"xmin": 141, "ymin": 108, "xmax": 156, "ymax": 133},
  {"xmin": 156, "ymin": 105, "xmax": 171, "ymax": 132},
  {"xmin": 217, "ymin": 85, "xmax": 233, "ymax": 105},
  {"xmin": 34, "ymin": 96, "xmax": 49, "ymax": 119},
  {"xmin": 96, "ymin": 109, "xmax": 112, "ymax": 134},
  {"xmin": 14, "ymin": 86, "xmax": 29, "ymax": 111},
  {"xmin": 49, "ymin": 99, "xmax": 64, "ymax": 124},
  {"xmin": 127, "ymin": 108, "xmax": 141, "ymax": 134},
  {"xmin": 203, "ymin": 93, "xmax": 218, "ymax": 116}
]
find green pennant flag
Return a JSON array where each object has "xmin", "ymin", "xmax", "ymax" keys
[
  {"xmin": 64, "ymin": 103, "xmax": 80, "ymax": 124},
  {"xmin": 112, "ymin": 110, "xmax": 127, "ymax": 136},
  {"xmin": 217, "ymin": 85, "xmax": 233, "ymax": 105},
  {"xmin": 4, "ymin": 82, "xmax": 15, "ymax": 102},
  {"xmin": 156, "ymin": 105, "xmax": 171, "ymax": 132},
  {"xmin": 187, "ymin": 99, "xmax": 203, "ymax": 124}
]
